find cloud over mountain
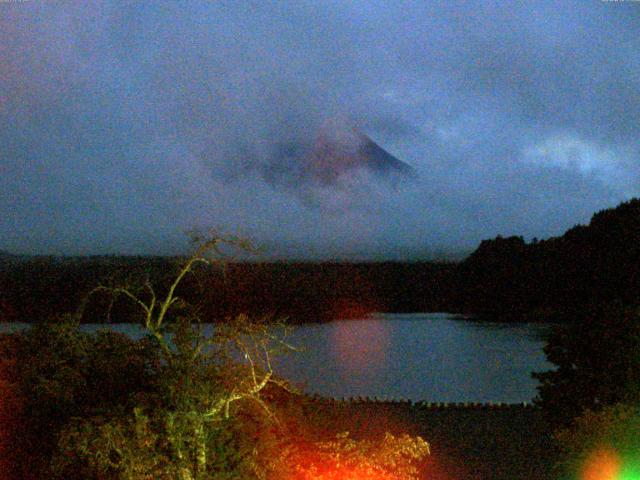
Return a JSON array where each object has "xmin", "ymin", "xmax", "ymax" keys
[
  {"xmin": 1, "ymin": 1, "xmax": 639, "ymax": 257},
  {"xmin": 263, "ymin": 121, "xmax": 416, "ymax": 188}
]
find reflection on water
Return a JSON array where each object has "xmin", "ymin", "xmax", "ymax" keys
[
  {"xmin": 0, "ymin": 313, "xmax": 552, "ymax": 403},
  {"xmin": 271, "ymin": 313, "xmax": 553, "ymax": 403},
  {"xmin": 329, "ymin": 319, "xmax": 391, "ymax": 381}
]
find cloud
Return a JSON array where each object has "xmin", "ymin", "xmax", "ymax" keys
[
  {"xmin": 522, "ymin": 134, "xmax": 637, "ymax": 193},
  {"xmin": 1, "ymin": 1, "xmax": 639, "ymax": 257}
]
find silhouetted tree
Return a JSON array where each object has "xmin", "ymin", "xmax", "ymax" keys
[{"xmin": 533, "ymin": 303, "xmax": 640, "ymax": 426}]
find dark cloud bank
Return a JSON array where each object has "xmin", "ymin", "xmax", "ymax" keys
[{"xmin": 1, "ymin": 1, "xmax": 639, "ymax": 259}]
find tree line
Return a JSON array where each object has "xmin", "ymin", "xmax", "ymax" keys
[
  {"xmin": 2, "ymin": 197, "xmax": 640, "ymax": 324},
  {"xmin": 0, "ymin": 257, "xmax": 454, "ymax": 324}
]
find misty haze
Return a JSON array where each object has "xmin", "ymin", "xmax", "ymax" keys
[
  {"xmin": 3, "ymin": 1, "xmax": 639, "ymax": 258},
  {"xmin": 2, "ymin": 2, "xmax": 640, "ymax": 479}
]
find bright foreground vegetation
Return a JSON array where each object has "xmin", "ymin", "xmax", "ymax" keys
[
  {"xmin": 0, "ymin": 236, "xmax": 431, "ymax": 480},
  {"xmin": 3, "ymin": 233, "xmax": 640, "ymax": 479}
]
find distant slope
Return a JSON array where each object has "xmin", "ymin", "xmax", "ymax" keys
[
  {"xmin": 355, "ymin": 132, "xmax": 417, "ymax": 178},
  {"xmin": 453, "ymin": 198, "xmax": 640, "ymax": 319},
  {"xmin": 264, "ymin": 128, "xmax": 416, "ymax": 187}
]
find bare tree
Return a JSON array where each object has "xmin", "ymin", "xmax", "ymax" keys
[{"xmin": 76, "ymin": 233, "xmax": 296, "ymax": 480}]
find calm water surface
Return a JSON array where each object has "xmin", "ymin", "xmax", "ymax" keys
[
  {"xmin": 271, "ymin": 313, "xmax": 553, "ymax": 403},
  {"xmin": 1, "ymin": 313, "xmax": 553, "ymax": 403}
]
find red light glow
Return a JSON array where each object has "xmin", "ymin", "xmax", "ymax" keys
[
  {"xmin": 329, "ymin": 316, "xmax": 390, "ymax": 381},
  {"xmin": 582, "ymin": 447, "xmax": 621, "ymax": 480},
  {"xmin": 290, "ymin": 457, "xmax": 401, "ymax": 480}
]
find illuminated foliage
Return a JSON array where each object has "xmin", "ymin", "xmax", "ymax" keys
[
  {"xmin": 51, "ymin": 235, "xmax": 296, "ymax": 480},
  {"xmin": 0, "ymin": 319, "xmax": 159, "ymax": 480},
  {"xmin": 1, "ymin": 234, "xmax": 431, "ymax": 480},
  {"xmin": 262, "ymin": 430, "xmax": 430, "ymax": 480}
]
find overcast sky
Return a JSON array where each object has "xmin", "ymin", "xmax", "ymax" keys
[{"xmin": 2, "ymin": 1, "xmax": 639, "ymax": 259}]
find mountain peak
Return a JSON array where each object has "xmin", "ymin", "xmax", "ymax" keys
[{"xmin": 264, "ymin": 124, "xmax": 417, "ymax": 188}]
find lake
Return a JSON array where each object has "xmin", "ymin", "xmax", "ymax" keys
[{"xmin": 0, "ymin": 313, "xmax": 553, "ymax": 403}]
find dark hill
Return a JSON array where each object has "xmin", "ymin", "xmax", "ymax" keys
[
  {"xmin": 453, "ymin": 198, "xmax": 640, "ymax": 320},
  {"xmin": 3, "ymin": 199, "xmax": 640, "ymax": 324}
]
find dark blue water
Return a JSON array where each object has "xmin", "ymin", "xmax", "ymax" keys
[
  {"xmin": 270, "ymin": 313, "xmax": 552, "ymax": 403},
  {"xmin": 1, "ymin": 313, "xmax": 552, "ymax": 403}
]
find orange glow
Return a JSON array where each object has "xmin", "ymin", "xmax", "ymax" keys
[
  {"xmin": 332, "ymin": 298, "xmax": 377, "ymax": 320},
  {"xmin": 291, "ymin": 457, "xmax": 401, "ymax": 480},
  {"xmin": 582, "ymin": 447, "xmax": 621, "ymax": 480}
]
